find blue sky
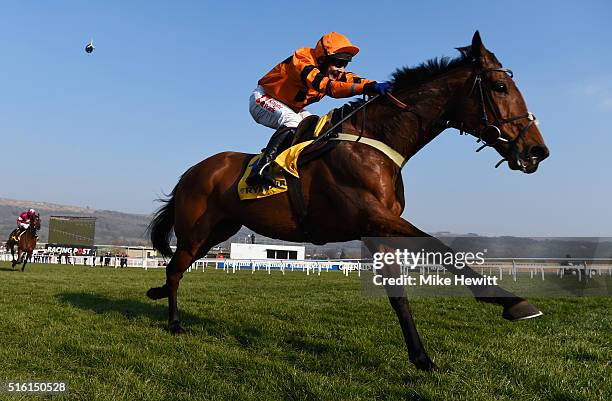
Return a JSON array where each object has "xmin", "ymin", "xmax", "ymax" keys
[{"xmin": 1, "ymin": 1, "xmax": 610, "ymax": 236}]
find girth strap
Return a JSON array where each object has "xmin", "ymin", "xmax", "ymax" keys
[{"xmin": 285, "ymin": 174, "xmax": 311, "ymax": 241}]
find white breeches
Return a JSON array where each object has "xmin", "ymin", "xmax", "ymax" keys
[{"xmin": 249, "ymin": 86, "xmax": 311, "ymax": 129}]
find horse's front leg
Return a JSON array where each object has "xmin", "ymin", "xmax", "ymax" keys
[
  {"xmin": 21, "ymin": 251, "xmax": 31, "ymax": 272},
  {"xmin": 365, "ymin": 209, "xmax": 541, "ymax": 315},
  {"xmin": 13, "ymin": 249, "xmax": 23, "ymax": 268},
  {"xmin": 366, "ymin": 239, "xmax": 437, "ymax": 371}
]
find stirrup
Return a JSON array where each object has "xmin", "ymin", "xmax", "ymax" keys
[
  {"xmin": 246, "ymin": 161, "xmax": 280, "ymax": 188},
  {"xmin": 260, "ymin": 168, "xmax": 284, "ymax": 189},
  {"xmin": 245, "ymin": 161, "xmax": 268, "ymax": 187}
]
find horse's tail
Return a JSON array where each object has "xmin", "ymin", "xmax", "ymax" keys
[{"xmin": 148, "ymin": 183, "xmax": 178, "ymax": 258}]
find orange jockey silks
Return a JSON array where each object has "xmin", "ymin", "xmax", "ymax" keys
[{"xmin": 257, "ymin": 32, "xmax": 374, "ymax": 112}]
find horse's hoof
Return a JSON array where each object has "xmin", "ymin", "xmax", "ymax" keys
[
  {"xmin": 146, "ymin": 286, "xmax": 168, "ymax": 300},
  {"xmin": 169, "ymin": 321, "xmax": 186, "ymax": 335},
  {"xmin": 503, "ymin": 300, "xmax": 543, "ymax": 321},
  {"xmin": 411, "ymin": 355, "xmax": 437, "ymax": 371}
]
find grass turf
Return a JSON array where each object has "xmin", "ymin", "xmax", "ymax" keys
[{"xmin": 0, "ymin": 262, "xmax": 610, "ymax": 400}]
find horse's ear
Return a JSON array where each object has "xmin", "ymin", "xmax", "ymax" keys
[{"xmin": 471, "ymin": 30, "xmax": 485, "ymax": 60}]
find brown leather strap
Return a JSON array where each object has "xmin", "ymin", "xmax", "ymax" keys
[
  {"xmin": 385, "ymin": 92, "xmax": 442, "ymax": 122},
  {"xmin": 386, "ymin": 92, "xmax": 409, "ymax": 109},
  {"xmin": 285, "ymin": 174, "xmax": 311, "ymax": 240}
]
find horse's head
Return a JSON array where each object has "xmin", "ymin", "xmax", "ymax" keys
[
  {"xmin": 454, "ymin": 31, "xmax": 549, "ymax": 173},
  {"xmin": 32, "ymin": 213, "xmax": 41, "ymax": 230}
]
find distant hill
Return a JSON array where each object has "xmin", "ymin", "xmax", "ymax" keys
[
  {"xmin": 0, "ymin": 198, "xmax": 150, "ymax": 245},
  {"xmin": 3, "ymin": 198, "xmax": 610, "ymax": 259},
  {"xmin": 0, "ymin": 197, "xmax": 358, "ymax": 255}
]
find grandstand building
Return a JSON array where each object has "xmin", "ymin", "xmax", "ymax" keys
[{"xmin": 230, "ymin": 243, "xmax": 305, "ymax": 260}]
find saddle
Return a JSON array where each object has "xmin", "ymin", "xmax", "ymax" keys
[
  {"xmin": 238, "ymin": 110, "xmax": 340, "ymax": 200},
  {"xmin": 237, "ymin": 102, "xmax": 406, "ymax": 241},
  {"xmin": 290, "ymin": 114, "xmax": 323, "ymax": 146}
]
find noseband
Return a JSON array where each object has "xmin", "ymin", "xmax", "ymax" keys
[{"xmin": 468, "ymin": 67, "xmax": 539, "ymax": 168}]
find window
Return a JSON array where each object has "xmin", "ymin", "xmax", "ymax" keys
[{"xmin": 266, "ymin": 249, "xmax": 299, "ymax": 260}]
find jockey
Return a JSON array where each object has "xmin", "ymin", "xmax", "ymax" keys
[
  {"xmin": 247, "ymin": 32, "xmax": 392, "ymax": 187},
  {"xmin": 16, "ymin": 208, "xmax": 37, "ymax": 234}
]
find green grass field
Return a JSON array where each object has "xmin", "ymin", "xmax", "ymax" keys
[{"xmin": 0, "ymin": 262, "xmax": 610, "ymax": 401}]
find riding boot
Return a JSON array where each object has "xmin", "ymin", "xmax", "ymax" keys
[{"xmin": 246, "ymin": 126, "xmax": 295, "ymax": 188}]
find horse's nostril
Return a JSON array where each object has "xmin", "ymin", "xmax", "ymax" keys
[{"xmin": 530, "ymin": 145, "xmax": 549, "ymax": 161}]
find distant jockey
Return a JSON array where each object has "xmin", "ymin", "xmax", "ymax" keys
[
  {"xmin": 16, "ymin": 208, "xmax": 37, "ymax": 235},
  {"xmin": 246, "ymin": 32, "xmax": 393, "ymax": 187}
]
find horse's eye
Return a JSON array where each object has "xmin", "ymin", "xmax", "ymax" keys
[{"xmin": 492, "ymin": 82, "xmax": 507, "ymax": 93}]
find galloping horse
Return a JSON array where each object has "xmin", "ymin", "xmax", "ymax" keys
[
  {"xmin": 147, "ymin": 32, "xmax": 549, "ymax": 370},
  {"xmin": 6, "ymin": 213, "xmax": 41, "ymax": 272}
]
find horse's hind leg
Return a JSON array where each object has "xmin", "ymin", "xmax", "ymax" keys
[
  {"xmin": 147, "ymin": 219, "xmax": 241, "ymax": 334},
  {"xmin": 10, "ymin": 244, "xmax": 16, "ymax": 268},
  {"xmin": 164, "ymin": 246, "xmax": 201, "ymax": 334}
]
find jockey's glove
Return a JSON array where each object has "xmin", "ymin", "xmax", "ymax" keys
[{"xmin": 364, "ymin": 81, "xmax": 393, "ymax": 96}]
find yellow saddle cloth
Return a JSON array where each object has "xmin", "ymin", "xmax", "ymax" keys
[
  {"xmin": 238, "ymin": 154, "xmax": 288, "ymax": 200},
  {"xmin": 9, "ymin": 230, "xmax": 23, "ymax": 242},
  {"xmin": 238, "ymin": 112, "xmax": 331, "ymax": 200}
]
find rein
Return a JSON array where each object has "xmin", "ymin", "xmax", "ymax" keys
[
  {"xmin": 313, "ymin": 94, "xmax": 381, "ymax": 143},
  {"xmin": 386, "ymin": 67, "xmax": 539, "ymax": 170},
  {"xmin": 312, "ymin": 64, "xmax": 538, "ymax": 171}
]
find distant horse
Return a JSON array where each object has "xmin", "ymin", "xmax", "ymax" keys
[
  {"xmin": 147, "ymin": 32, "xmax": 549, "ymax": 370},
  {"xmin": 6, "ymin": 213, "xmax": 41, "ymax": 272}
]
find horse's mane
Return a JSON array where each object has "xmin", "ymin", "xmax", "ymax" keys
[
  {"xmin": 390, "ymin": 46, "xmax": 501, "ymax": 91},
  {"xmin": 338, "ymin": 45, "xmax": 501, "ymax": 116},
  {"xmin": 391, "ymin": 54, "xmax": 469, "ymax": 90},
  {"xmin": 338, "ymin": 47, "xmax": 472, "ymax": 116}
]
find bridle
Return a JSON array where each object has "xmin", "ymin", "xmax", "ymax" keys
[
  {"xmin": 31, "ymin": 215, "xmax": 41, "ymax": 232},
  {"xmin": 385, "ymin": 65, "xmax": 539, "ymax": 170},
  {"xmin": 467, "ymin": 67, "xmax": 539, "ymax": 168}
]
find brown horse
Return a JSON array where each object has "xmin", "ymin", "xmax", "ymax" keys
[
  {"xmin": 6, "ymin": 213, "xmax": 41, "ymax": 272},
  {"xmin": 147, "ymin": 32, "xmax": 549, "ymax": 370}
]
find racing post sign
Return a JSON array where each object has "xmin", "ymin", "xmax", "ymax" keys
[{"xmin": 45, "ymin": 244, "xmax": 96, "ymax": 256}]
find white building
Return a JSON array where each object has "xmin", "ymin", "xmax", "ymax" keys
[{"xmin": 230, "ymin": 243, "xmax": 305, "ymax": 260}]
